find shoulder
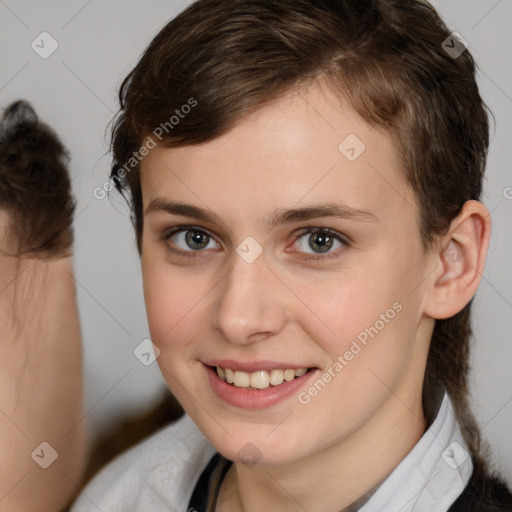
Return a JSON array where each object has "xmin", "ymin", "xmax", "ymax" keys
[
  {"xmin": 70, "ymin": 413, "xmax": 216, "ymax": 512},
  {"xmin": 449, "ymin": 458, "xmax": 512, "ymax": 512}
]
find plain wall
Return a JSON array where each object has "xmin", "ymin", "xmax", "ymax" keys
[{"xmin": 1, "ymin": 0, "xmax": 511, "ymax": 482}]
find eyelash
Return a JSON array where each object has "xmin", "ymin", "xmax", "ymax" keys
[{"xmin": 159, "ymin": 225, "xmax": 350, "ymax": 262}]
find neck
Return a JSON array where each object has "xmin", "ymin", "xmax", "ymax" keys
[{"xmin": 216, "ymin": 393, "xmax": 427, "ymax": 512}]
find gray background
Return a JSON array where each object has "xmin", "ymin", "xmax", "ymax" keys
[{"xmin": 1, "ymin": 0, "xmax": 511, "ymax": 482}]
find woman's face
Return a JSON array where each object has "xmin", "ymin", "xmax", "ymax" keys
[{"xmin": 139, "ymin": 83, "xmax": 435, "ymax": 465}]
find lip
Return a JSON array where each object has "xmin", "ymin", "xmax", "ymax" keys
[
  {"xmin": 203, "ymin": 363, "xmax": 320, "ymax": 409},
  {"xmin": 203, "ymin": 359, "xmax": 315, "ymax": 373}
]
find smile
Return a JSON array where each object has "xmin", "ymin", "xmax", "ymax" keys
[
  {"xmin": 215, "ymin": 366, "xmax": 310, "ymax": 389},
  {"xmin": 203, "ymin": 363, "xmax": 319, "ymax": 409}
]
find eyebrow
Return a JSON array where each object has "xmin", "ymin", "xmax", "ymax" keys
[{"xmin": 144, "ymin": 198, "xmax": 379, "ymax": 229}]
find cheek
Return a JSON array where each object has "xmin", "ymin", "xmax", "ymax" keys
[
  {"xmin": 141, "ymin": 263, "xmax": 209, "ymax": 403},
  {"xmin": 299, "ymin": 259, "xmax": 419, "ymax": 379},
  {"xmin": 291, "ymin": 266, "xmax": 400, "ymax": 348},
  {"xmin": 142, "ymin": 259, "xmax": 198, "ymax": 348},
  {"xmin": 297, "ymin": 286, "xmax": 419, "ymax": 435},
  {"xmin": 141, "ymin": 258, "xmax": 223, "ymax": 371}
]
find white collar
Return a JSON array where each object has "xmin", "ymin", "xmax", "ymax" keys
[
  {"xmin": 358, "ymin": 391, "xmax": 473, "ymax": 512},
  {"xmin": 76, "ymin": 391, "xmax": 472, "ymax": 511}
]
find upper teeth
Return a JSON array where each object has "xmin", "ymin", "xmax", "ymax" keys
[{"xmin": 216, "ymin": 366, "xmax": 308, "ymax": 389}]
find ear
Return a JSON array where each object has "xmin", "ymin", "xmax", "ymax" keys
[{"xmin": 423, "ymin": 200, "xmax": 491, "ymax": 320}]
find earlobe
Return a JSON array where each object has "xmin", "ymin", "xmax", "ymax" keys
[{"xmin": 424, "ymin": 200, "xmax": 491, "ymax": 320}]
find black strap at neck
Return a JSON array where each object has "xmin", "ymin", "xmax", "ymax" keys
[{"xmin": 188, "ymin": 452, "xmax": 233, "ymax": 512}]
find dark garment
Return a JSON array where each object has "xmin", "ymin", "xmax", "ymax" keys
[
  {"xmin": 188, "ymin": 452, "xmax": 512, "ymax": 512},
  {"xmin": 448, "ymin": 458, "xmax": 512, "ymax": 512},
  {"xmin": 188, "ymin": 452, "xmax": 232, "ymax": 512}
]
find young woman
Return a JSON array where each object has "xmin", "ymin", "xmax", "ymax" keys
[{"xmin": 6, "ymin": 0, "xmax": 511, "ymax": 511}]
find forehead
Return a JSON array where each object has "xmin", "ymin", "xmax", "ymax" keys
[{"xmin": 139, "ymin": 83, "xmax": 416, "ymax": 228}]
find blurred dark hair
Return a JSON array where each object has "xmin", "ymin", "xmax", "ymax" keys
[{"xmin": 0, "ymin": 100, "xmax": 75, "ymax": 257}]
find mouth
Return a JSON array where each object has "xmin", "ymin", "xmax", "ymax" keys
[
  {"xmin": 203, "ymin": 362, "xmax": 320, "ymax": 409},
  {"xmin": 208, "ymin": 365, "xmax": 315, "ymax": 390}
]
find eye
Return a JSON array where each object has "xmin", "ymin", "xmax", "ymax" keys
[
  {"xmin": 160, "ymin": 225, "xmax": 349, "ymax": 262},
  {"xmin": 291, "ymin": 228, "xmax": 349, "ymax": 260},
  {"xmin": 161, "ymin": 226, "xmax": 219, "ymax": 255}
]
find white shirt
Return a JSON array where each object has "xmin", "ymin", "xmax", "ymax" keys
[{"xmin": 71, "ymin": 392, "xmax": 472, "ymax": 512}]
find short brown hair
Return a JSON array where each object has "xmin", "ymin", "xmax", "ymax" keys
[{"xmin": 109, "ymin": 0, "xmax": 490, "ymax": 464}]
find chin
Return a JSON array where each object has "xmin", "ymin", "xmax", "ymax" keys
[{"xmin": 197, "ymin": 421, "xmax": 312, "ymax": 467}]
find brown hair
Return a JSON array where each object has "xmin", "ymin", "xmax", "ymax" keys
[
  {"xmin": 109, "ymin": 0, "xmax": 490, "ymax": 465},
  {"xmin": 0, "ymin": 100, "xmax": 75, "ymax": 258}
]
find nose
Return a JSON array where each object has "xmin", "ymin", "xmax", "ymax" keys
[{"xmin": 211, "ymin": 251, "xmax": 288, "ymax": 345}]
